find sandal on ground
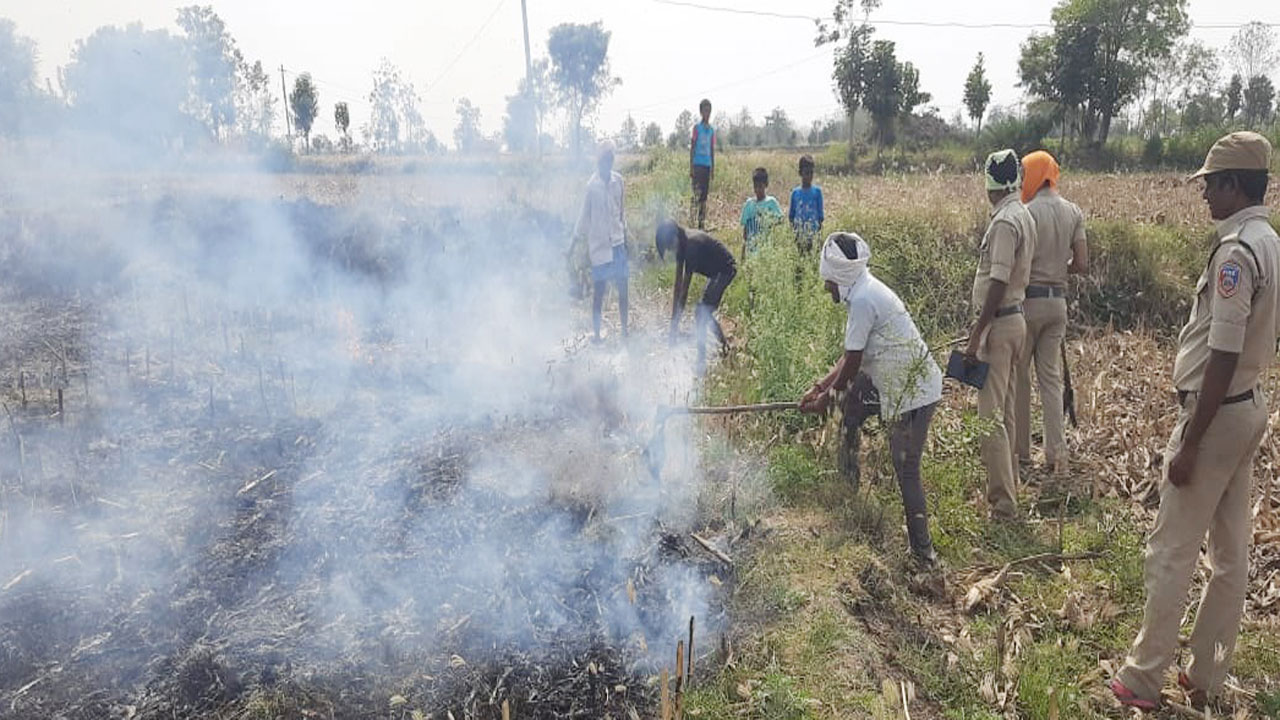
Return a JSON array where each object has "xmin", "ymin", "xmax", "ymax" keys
[{"xmin": 1109, "ymin": 678, "xmax": 1159, "ymax": 710}]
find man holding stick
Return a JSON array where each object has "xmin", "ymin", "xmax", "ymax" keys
[{"xmin": 800, "ymin": 232, "xmax": 943, "ymax": 565}]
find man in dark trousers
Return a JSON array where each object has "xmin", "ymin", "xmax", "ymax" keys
[{"xmin": 656, "ymin": 219, "xmax": 736, "ymax": 373}]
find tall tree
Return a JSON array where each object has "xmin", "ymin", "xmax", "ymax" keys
[
  {"xmin": 668, "ymin": 109, "xmax": 693, "ymax": 149},
  {"xmin": 763, "ymin": 107, "xmax": 795, "ymax": 146},
  {"xmin": 817, "ymin": 0, "xmax": 881, "ymax": 144},
  {"xmin": 0, "ymin": 19, "xmax": 39, "ymax": 137},
  {"xmin": 964, "ymin": 53, "xmax": 992, "ymax": 135},
  {"xmin": 364, "ymin": 59, "xmax": 433, "ymax": 154},
  {"xmin": 334, "ymin": 101, "xmax": 350, "ymax": 151},
  {"xmin": 860, "ymin": 40, "xmax": 928, "ymax": 147},
  {"xmin": 546, "ymin": 22, "xmax": 620, "ymax": 154},
  {"xmin": 1019, "ymin": 0, "xmax": 1188, "ymax": 146},
  {"xmin": 618, "ymin": 114, "xmax": 638, "ymax": 150},
  {"xmin": 454, "ymin": 97, "xmax": 483, "ymax": 152},
  {"xmin": 642, "ymin": 121, "xmax": 662, "ymax": 148},
  {"xmin": 502, "ymin": 58, "xmax": 550, "ymax": 154},
  {"xmin": 233, "ymin": 59, "xmax": 274, "ymax": 147},
  {"xmin": 1225, "ymin": 73, "xmax": 1243, "ymax": 121},
  {"xmin": 1243, "ymin": 75, "xmax": 1276, "ymax": 127},
  {"xmin": 1226, "ymin": 21, "xmax": 1280, "ymax": 83},
  {"xmin": 176, "ymin": 5, "xmax": 241, "ymax": 139},
  {"xmin": 289, "ymin": 73, "xmax": 319, "ymax": 150},
  {"xmin": 65, "ymin": 23, "xmax": 191, "ymax": 149}
]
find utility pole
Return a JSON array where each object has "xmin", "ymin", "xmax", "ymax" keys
[
  {"xmin": 520, "ymin": 0, "xmax": 532, "ymax": 81},
  {"xmin": 279, "ymin": 65, "xmax": 293, "ymax": 143},
  {"xmin": 520, "ymin": 0, "xmax": 540, "ymax": 157}
]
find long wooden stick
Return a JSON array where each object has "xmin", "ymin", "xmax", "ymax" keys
[
  {"xmin": 686, "ymin": 616, "xmax": 695, "ymax": 690},
  {"xmin": 660, "ymin": 668, "xmax": 670, "ymax": 720},
  {"xmin": 664, "ymin": 401, "xmax": 799, "ymax": 417},
  {"xmin": 675, "ymin": 641, "xmax": 685, "ymax": 720}
]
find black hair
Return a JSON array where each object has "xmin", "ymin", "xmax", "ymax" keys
[
  {"xmin": 833, "ymin": 233, "xmax": 860, "ymax": 260},
  {"xmin": 987, "ymin": 152, "xmax": 1020, "ymax": 187},
  {"xmin": 752, "ymin": 167, "xmax": 768, "ymax": 184},
  {"xmin": 655, "ymin": 219, "xmax": 683, "ymax": 259},
  {"xmin": 1209, "ymin": 169, "xmax": 1269, "ymax": 203},
  {"xmin": 699, "ymin": 98, "xmax": 711, "ymax": 111},
  {"xmin": 798, "ymin": 155, "xmax": 815, "ymax": 172}
]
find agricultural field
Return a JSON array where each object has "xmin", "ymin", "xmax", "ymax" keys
[{"xmin": 0, "ymin": 148, "xmax": 1278, "ymax": 720}]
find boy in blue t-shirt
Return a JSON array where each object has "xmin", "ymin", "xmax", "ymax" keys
[
  {"xmin": 788, "ymin": 154, "xmax": 824, "ymax": 253},
  {"xmin": 740, "ymin": 167, "xmax": 783, "ymax": 259},
  {"xmin": 689, "ymin": 98, "xmax": 715, "ymax": 229}
]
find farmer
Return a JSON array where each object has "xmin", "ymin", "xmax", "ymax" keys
[
  {"xmin": 799, "ymin": 232, "xmax": 944, "ymax": 565},
  {"xmin": 1111, "ymin": 131, "xmax": 1279, "ymax": 711},
  {"xmin": 690, "ymin": 99, "xmax": 716, "ymax": 229},
  {"xmin": 964, "ymin": 149, "xmax": 1034, "ymax": 520},
  {"xmin": 656, "ymin": 219, "xmax": 736, "ymax": 373},
  {"xmin": 572, "ymin": 139, "xmax": 629, "ymax": 342},
  {"xmin": 1014, "ymin": 150, "xmax": 1088, "ymax": 476}
]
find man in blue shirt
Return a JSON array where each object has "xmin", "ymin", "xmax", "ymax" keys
[
  {"xmin": 689, "ymin": 98, "xmax": 715, "ymax": 229},
  {"xmin": 789, "ymin": 155, "xmax": 824, "ymax": 253}
]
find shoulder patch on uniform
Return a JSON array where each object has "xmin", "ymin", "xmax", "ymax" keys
[{"xmin": 1218, "ymin": 260, "xmax": 1241, "ymax": 298}]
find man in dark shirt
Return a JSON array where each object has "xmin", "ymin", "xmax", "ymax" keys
[{"xmin": 656, "ymin": 219, "xmax": 737, "ymax": 372}]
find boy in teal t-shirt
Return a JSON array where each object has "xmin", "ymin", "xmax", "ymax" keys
[{"xmin": 740, "ymin": 167, "xmax": 783, "ymax": 259}]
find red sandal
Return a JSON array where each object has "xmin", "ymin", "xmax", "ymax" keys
[
  {"xmin": 1178, "ymin": 672, "xmax": 1207, "ymax": 710},
  {"xmin": 1109, "ymin": 678, "xmax": 1159, "ymax": 711}
]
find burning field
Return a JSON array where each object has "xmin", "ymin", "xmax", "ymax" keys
[{"xmin": 0, "ymin": 173, "xmax": 724, "ymax": 719}]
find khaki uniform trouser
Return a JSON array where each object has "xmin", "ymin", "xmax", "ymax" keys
[
  {"xmin": 1117, "ymin": 391, "xmax": 1268, "ymax": 702},
  {"xmin": 977, "ymin": 313, "xmax": 1026, "ymax": 518},
  {"xmin": 1015, "ymin": 297, "xmax": 1068, "ymax": 465}
]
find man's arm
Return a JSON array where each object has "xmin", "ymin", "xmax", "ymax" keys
[
  {"xmin": 801, "ymin": 350, "xmax": 864, "ymax": 412},
  {"xmin": 1069, "ymin": 220, "xmax": 1089, "ymax": 274},
  {"xmin": 1167, "ymin": 350, "xmax": 1238, "ymax": 487},
  {"xmin": 689, "ymin": 127, "xmax": 696, "ymax": 176},
  {"xmin": 670, "ymin": 263, "xmax": 691, "ymax": 339},
  {"xmin": 965, "ymin": 280, "xmax": 1006, "ymax": 359}
]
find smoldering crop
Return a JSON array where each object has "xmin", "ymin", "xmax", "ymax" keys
[{"xmin": 0, "ymin": 166, "xmax": 724, "ymax": 718}]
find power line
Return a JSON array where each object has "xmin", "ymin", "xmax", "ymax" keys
[
  {"xmin": 648, "ymin": 0, "xmax": 1279, "ymax": 30},
  {"xmin": 627, "ymin": 49, "xmax": 830, "ymax": 113},
  {"xmin": 426, "ymin": 0, "xmax": 510, "ymax": 91}
]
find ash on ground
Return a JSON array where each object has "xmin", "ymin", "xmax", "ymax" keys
[{"xmin": 0, "ymin": 189, "xmax": 727, "ymax": 719}]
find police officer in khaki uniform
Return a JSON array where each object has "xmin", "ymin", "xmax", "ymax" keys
[
  {"xmin": 1015, "ymin": 150, "xmax": 1088, "ymax": 474},
  {"xmin": 965, "ymin": 149, "xmax": 1035, "ymax": 520},
  {"xmin": 1112, "ymin": 132, "xmax": 1279, "ymax": 711}
]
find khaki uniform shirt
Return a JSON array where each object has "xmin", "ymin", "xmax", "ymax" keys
[
  {"xmin": 1172, "ymin": 206, "xmax": 1280, "ymax": 395},
  {"xmin": 1026, "ymin": 188, "xmax": 1086, "ymax": 289},
  {"xmin": 972, "ymin": 192, "xmax": 1035, "ymax": 310}
]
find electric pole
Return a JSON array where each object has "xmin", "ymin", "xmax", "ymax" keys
[
  {"xmin": 520, "ymin": 0, "xmax": 532, "ymax": 81},
  {"xmin": 520, "ymin": 0, "xmax": 540, "ymax": 157},
  {"xmin": 280, "ymin": 65, "xmax": 293, "ymax": 143}
]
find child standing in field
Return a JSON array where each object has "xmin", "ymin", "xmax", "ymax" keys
[
  {"xmin": 789, "ymin": 155, "xmax": 824, "ymax": 253},
  {"xmin": 740, "ymin": 167, "xmax": 783, "ymax": 259},
  {"xmin": 689, "ymin": 99, "xmax": 716, "ymax": 230}
]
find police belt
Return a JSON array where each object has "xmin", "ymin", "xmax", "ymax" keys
[
  {"xmin": 1176, "ymin": 388, "xmax": 1255, "ymax": 409},
  {"xmin": 1025, "ymin": 285, "xmax": 1067, "ymax": 299},
  {"xmin": 994, "ymin": 304, "xmax": 1024, "ymax": 318}
]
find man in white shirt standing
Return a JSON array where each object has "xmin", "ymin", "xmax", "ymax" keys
[
  {"xmin": 572, "ymin": 140, "xmax": 629, "ymax": 341},
  {"xmin": 800, "ymin": 232, "xmax": 945, "ymax": 565}
]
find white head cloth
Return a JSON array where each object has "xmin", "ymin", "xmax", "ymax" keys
[{"xmin": 819, "ymin": 232, "xmax": 871, "ymax": 288}]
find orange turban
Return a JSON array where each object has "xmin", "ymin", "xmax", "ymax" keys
[{"xmin": 1021, "ymin": 150, "xmax": 1059, "ymax": 204}]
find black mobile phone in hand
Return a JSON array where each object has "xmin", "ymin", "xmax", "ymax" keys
[{"xmin": 945, "ymin": 350, "xmax": 989, "ymax": 390}]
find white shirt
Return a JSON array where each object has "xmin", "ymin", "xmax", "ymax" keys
[
  {"xmin": 573, "ymin": 171, "xmax": 626, "ymax": 267},
  {"xmin": 843, "ymin": 273, "xmax": 943, "ymax": 418}
]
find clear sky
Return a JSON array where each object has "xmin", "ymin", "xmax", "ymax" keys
[{"xmin": 7, "ymin": 0, "xmax": 1279, "ymax": 145}]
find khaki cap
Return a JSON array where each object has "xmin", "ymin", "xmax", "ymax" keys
[{"xmin": 1188, "ymin": 131, "xmax": 1272, "ymax": 180}]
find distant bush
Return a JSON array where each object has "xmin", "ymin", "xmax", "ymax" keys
[
  {"xmin": 982, "ymin": 113, "xmax": 1055, "ymax": 156},
  {"xmin": 1075, "ymin": 221, "xmax": 1205, "ymax": 329}
]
